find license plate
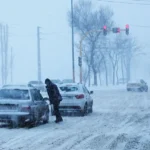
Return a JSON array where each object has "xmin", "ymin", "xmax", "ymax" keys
[{"xmin": 0, "ymin": 105, "xmax": 17, "ymax": 111}]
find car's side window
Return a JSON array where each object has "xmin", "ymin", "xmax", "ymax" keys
[
  {"xmin": 30, "ymin": 89, "xmax": 43, "ymax": 101},
  {"xmin": 85, "ymin": 86, "xmax": 90, "ymax": 94}
]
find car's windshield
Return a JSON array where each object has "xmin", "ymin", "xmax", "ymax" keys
[
  {"xmin": 59, "ymin": 86, "xmax": 79, "ymax": 92},
  {"xmin": 0, "ymin": 89, "xmax": 30, "ymax": 100}
]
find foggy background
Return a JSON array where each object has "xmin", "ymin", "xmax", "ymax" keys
[{"xmin": 0, "ymin": 0, "xmax": 149, "ymax": 84}]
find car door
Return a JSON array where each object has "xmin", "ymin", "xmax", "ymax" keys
[
  {"xmin": 82, "ymin": 85, "xmax": 91, "ymax": 106},
  {"xmin": 30, "ymin": 89, "xmax": 46, "ymax": 119}
]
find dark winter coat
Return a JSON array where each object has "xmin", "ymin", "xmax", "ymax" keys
[{"xmin": 46, "ymin": 83, "xmax": 62, "ymax": 105}]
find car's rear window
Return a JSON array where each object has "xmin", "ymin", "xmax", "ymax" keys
[
  {"xmin": 0, "ymin": 89, "xmax": 30, "ymax": 100},
  {"xmin": 59, "ymin": 86, "xmax": 79, "ymax": 92}
]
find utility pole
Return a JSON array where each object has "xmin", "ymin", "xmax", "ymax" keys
[
  {"xmin": 0, "ymin": 24, "xmax": 4, "ymax": 85},
  {"xmin": 37, "ymin": 26, "xmax": 42, "ymax": 83},
  {"xmin": 10, "ymin": 47, "xmax": 13, "ymax": 83},
  {"xmin": 71, "ymin": 0, "xmax": 75, "ymax": 83},
  {"xmin": 37, "ymin": 26, "xmax": 41, "ymax": 83},
  {"xmin": 4, "ymin": 24, "xmax": 8, "ymax": 85},
  {"xmin": 0, "ymin": 24, "xmax": 9, "ymax": 85}
]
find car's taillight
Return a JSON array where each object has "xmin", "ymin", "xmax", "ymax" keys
[
  {"xmin": 75, "ymin": 94, "xmax": 84, "ymax": 99},
  {"xmin": 21, "ymin": 106, "xmax": 31, "ymax": 112}
]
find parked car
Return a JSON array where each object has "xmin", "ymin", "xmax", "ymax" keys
[
  {"xmin": 62, "ymin": 79, "xmax": 74, "ymax": 84},
  {"xmin": 28, "ymin": 80, "xmax": 46, "ymax": 92},
  {"xmin": 51, "ymin": 79, "xmax": 62, "ymax": 84},
  {"xmin": 51, "ymin": 83, "xmax": 93, "ymax": 116},
  {"xmin": 127, "ymin": 79, "xmax": 148, "ymax": 92},
  {"xmin": 0, "ymin": 84, "xmax": 49, "ymax": 127}
]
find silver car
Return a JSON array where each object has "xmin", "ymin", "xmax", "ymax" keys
[
  {"xmin": 51, "ymin": 83, "xmax": 93, "ymax": 116},
  {"xmin": 127, "ymin": 79, "xmax": 148, "ymax": 92},
  {"xmin": 0, "ymin": 84, "xmax": 49, "ymax": 128}
]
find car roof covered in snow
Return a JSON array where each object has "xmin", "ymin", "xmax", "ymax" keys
[
  {"xmin": 1, "ymin": 84, "xmax": 36, "ymax": 90},
  {"xmin": 58, "ymin": 83, "xmax": 83, "ymax": 87},
  {"xmin": 128, "ymin": 79, "xmax": 146, "ymax": 84}
]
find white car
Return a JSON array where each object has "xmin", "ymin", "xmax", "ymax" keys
[
  {"xmin": 51, "ymin": 83, "xmax": 93, "ymax": 116},
  {"xmin": 62, "ymin": 79, "xmax": 73, "ymax": 84},
  {"xmin": 127, "ymin": 79, "xmax": 148, "ymax": 92}
]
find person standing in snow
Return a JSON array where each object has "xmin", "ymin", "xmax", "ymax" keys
[{"xmin": 45, "ymin": 78, "xmax": 63, "ymax": 123}]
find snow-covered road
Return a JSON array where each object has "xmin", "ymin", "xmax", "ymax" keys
[{"xmin": 1, "ymin": 88, "xmax": 150, "ymax": 150}]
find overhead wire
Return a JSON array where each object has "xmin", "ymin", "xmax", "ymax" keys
[{"xmin": 98, "ymin": 0, "xmax": 150, "ymax": 5}]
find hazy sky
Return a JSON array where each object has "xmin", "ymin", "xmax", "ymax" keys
[{"xmin": 0, "ymin": 0, "xmax": 150, "ymax": 84}]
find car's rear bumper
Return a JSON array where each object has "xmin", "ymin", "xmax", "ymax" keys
[
  {"xmin": 59, "ymin": 105, "xmax": 82, "ymax": 112},
  {"xmin": 0, "ymin": 112, "xmax": 31, "ymax": 123},
  {"xmin": 58, "ymin": 103, "xmax": 85, "ymax": 114},
  {"xmin": 127, "ymin": 86, "xmax": 140, "ymax": 90}
]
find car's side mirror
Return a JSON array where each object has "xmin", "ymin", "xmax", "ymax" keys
[
  {"xmin": 43, "ymin": 97, "xmax": 49, "ymax": 101},
  {"xmin": 90, "ymin": 91, "xmax": 93, "ymax": 94}
]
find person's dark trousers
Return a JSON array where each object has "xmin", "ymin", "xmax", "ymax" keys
[{"xmin": 53, "ymin": 102, "xmax": 63, "ymax": 122}]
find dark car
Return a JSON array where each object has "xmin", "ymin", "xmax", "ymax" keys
[{"xmin": 0, "ymin": 84, "xmax": 49, "ymax": 128}]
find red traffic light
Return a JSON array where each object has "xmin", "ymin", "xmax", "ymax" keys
[
  {"xmin": 103, "ymin": 25, "xmax": 107, "ymax": 36},
  {"xmin": 125, "ymin": 24, "xmax": 129, "ymax": 35},
  {"xmin": 103, "ymin": 25, "xmax": 107, "ymax": 29},
  {"xmin": 117, "ymin": 28, "xmax": 120, "ymax": 33},
  {"xmin": 126, "ymin": 24, "xmax": 129, "ymax": 29}
]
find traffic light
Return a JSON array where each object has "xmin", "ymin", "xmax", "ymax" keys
[
  {"xmin": 78, "ymin": 57, "xmax": 82, "ymax": 66},
  {"xmin": 103, "ymin": 25, "xmax": 107, "ymax": 36},
  {"xmin": 112, "ymin": 27, "xmax": 120, "ymax": 33},
  {"xmin": 125, "ymin": 24, "xmax": 129, "ymax": 35}
]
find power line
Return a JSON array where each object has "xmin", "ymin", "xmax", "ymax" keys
[
  {"xmin": 98, "ymin": 0, "xmax": 150, "ymax": 5},
  {"xmin": 131, "ymin": 25, "xmax": 150, "ymax": 28}
]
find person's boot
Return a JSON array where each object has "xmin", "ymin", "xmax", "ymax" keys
[{"xmin": 55, "ymin": 117, "xmax": 63, "ymax": 123}]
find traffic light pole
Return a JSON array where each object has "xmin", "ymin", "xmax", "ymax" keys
[
  {"xmin": 71, "ymin": 0, "xmax": 75, "ymax": 83},
  {"xmin": 37, "ymin": 26, "xmax": 41, "ymax": 82}
]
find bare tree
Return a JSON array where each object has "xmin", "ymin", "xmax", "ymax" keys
[
  {"xmin": 110, "ymin": 34, "xmax": 141, "ymax": 84},
  {"xmin": 68, "ymin": 0, "xmax": 114, "ymax": 86},
  {"xmin": 122, "ymin": 37, "xmax": 141, "ymax": 82},
  {"xmin": 0, "ymin": 24, "xmax": 9, "ymax": 85}
]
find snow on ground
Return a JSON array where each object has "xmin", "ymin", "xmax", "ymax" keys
[
  {"xmin": 87, "ymin": 85, "xmax": 126, "ymax": 91},
  {"xmin": 1, "ymin": 88, "xmax": 150, "ymax": 150}
]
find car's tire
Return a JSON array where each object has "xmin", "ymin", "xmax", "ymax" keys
[
  {"xmin": 89, "ymin": 106, "xmax": 93, "ymax": 113},
  {"xmin": 10, "ymin": 119, "xmax": 19, "ymax": 128},
  {"xmin": 138, "ymin": 88, "xmax": 142, "ymax": 92},
  {"xmin": 144, "ymin": 86, "xmax": 148, "ymax": 92},
  {"xmin": 89, "ymin": 102, "xmax": 93, "ymax": 113},
  {"xmin": 32, "ymin": 110, "xmax": 40, "ymax": 126},
  {"xmin": 127, "ymin": 88, "xmax": 130, "ymax": 91},
  {"xmin": 81, "ymin": 103, "xmax": 88, "ymax": 116},
  {"xmin": 43, "ymin": 110, "xmax": 49, "ymax": 124}
]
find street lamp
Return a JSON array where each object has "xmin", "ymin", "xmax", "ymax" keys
[{"xmin": 71, "ymin": 0, "xmax": 75, "ymax": 83}]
